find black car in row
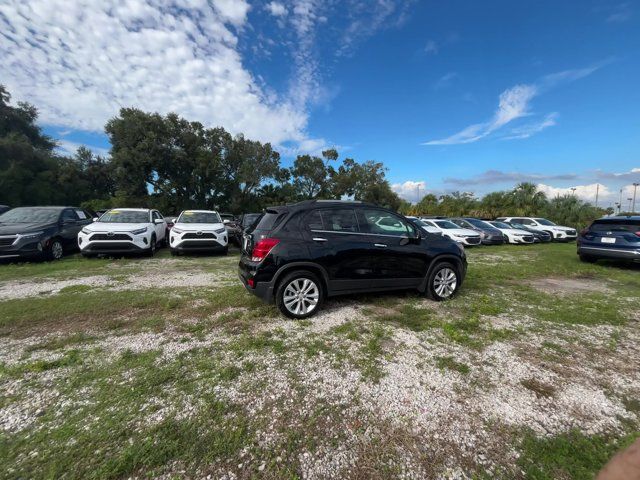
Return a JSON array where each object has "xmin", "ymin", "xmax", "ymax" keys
[
  {"xmin": 0, "ymin": 206, "xmax": 94, "ymax": 260},
  {"xmin": 239, "ymin": 200, "xmax": 467, "ymax": 318}
]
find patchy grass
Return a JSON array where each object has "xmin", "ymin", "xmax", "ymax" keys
[
  {"xmin": 1, "ymin": 243, "xmax": 639, "ymax": 478},
  {"xmin": 435, "ymin": 355, "xmax": 470, "ymax": 375},
  {"xmin": 516, "ymin": 429, "xmax": 640, "ymax": 480}
]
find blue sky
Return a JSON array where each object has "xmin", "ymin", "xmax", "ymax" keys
[{"xmin": 1, "ymin": 0, "xmax": 638, "ymax": 206}]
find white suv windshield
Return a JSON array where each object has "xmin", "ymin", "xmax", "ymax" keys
[
  {"xmin": 178, "ymin": 211, "xmax": 221, "ymax": 223},
  {"xmin": 100, "ymin": 210, "xmax": 149, "ymax": 223},
  {"xmin": 535, "ymin": 218, "xmax": 556, "ymax": 226}
]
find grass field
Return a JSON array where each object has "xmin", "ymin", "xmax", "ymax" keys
[{"xmin": 1, "ymin": 243, "xmax": 639, "ymax": 479}]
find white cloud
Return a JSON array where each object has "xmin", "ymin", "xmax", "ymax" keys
[
  {"xmin": 503, "ymin": 112, "xmax": 558, "ymax": 140},
  {"xmin": 0, "ymin": 0, "xmax": 310, "ymax": 146},
  {"xmin": 536, "ymin": 183, "xmax": 611, "ymax": 202},
  {"xmin": 433, "ymin": 72, "xmax": 458, "ymax": 90},
  {"xmin": 391, "ymin": 180, "xmax": 427, "ymax": 202},
  {"xmin": 424, "ymin": 39, "xmax": 438, "ymax": 55},
  {"xmin": 55, "ymin": 140, "xmax": 110, "ymax": 158},
  {"xmin": 423, "ymin": 63, "xmax": 606, "ymax": 146},
  {"xmin": 424, "ymin": 84, "xmax": 537, "ymax": 145},
  {"xmin": 266, "ymin": 1, "xmax": 287, "ymax": 17}
]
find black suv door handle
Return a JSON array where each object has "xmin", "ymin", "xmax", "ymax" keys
[
  {"xmin": 374, "ymin": 243, "xmax": 387, "ymax": 248},
  {"xmin": 312, "ymin": 237, "xmax": 328, "ymax": 242}
]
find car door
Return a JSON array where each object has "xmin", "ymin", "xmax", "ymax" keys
[
  {"xmin": 59, "ymin": 209, "xmax": 81, "ymax": 249},
  {"xmin": 356, "ymin": 209, "xmax": 429, "ymax": 289},
  {"xmin": 302, "ymin": 207, "xmax": 375, "ymax": 294}
]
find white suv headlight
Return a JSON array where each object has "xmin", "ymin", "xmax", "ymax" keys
[
  {"xmin": 130, "ymin": 227, "xmax": 148, "ymax": 235},
  {"xmin": 214, "ymin": 227, "xmax": 226, "ymax": 234},
  {"xmin": 81, "ymin": 227, "xmax": 92, "ymax": 234},
  {"xmin": 172, "ymin": 227, "xmax": 184, "ymax": 234}
]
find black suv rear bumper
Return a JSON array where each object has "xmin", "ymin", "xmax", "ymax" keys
[{"xmin": 578, "ymin": 245, "xmax": 640, "ymax": 261}]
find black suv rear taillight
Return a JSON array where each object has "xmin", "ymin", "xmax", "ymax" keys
[{"xmin": 251, "ymin": 238, "xmax": 280, "ymax": 261}]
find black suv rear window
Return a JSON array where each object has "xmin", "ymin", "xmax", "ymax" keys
[
  {"xmin": 253, "ymin": 211, "xmax": 286, "ymax": 232},
  {"xmin": 591, "ymin": 220, "xmax": 640, "ymax": 232}
]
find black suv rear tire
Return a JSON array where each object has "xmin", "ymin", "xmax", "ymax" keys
[
  {"xmin": 275, "ymin": 270, "xmax": 324, "ymax": 319},
  {"xmin": 426, "ymin": 262, "xmax": 460, "ymax": 301}
]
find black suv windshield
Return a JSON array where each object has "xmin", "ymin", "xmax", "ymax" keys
[
  {"xmin": 99, "ymin": 210, "xmax": 149, "ymax": 223},
  {"xmin": 178, "ymin": 211, "xmax": 221, "ymax": 223},
  {"xmin": 0, "ymin": 207, "xmax": 61, "ymax": 224}
]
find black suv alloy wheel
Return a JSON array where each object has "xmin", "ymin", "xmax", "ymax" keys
[{"xmin": 275, "ymin": 270, "xmax": 324, "ymax": 319}]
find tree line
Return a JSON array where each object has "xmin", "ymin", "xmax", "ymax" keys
[{"xmin": 0, "ymin": 85, "xmax": 609, "ymax": 227}]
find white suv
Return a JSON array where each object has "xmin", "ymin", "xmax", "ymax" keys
[
  {"xmin": 169, "ymin": 210, "xmax": 228, "ymax": 256},
  {"xmin": 419, "ymin": 219, "xmax": 482, "ymax": 246},
  {"xmin": 496, "ymin": 217, "xmax": 577, "ymax": 242},
  {"xmin": 78, "ymin": 208, "xmax": 167, "ymax": 257}
]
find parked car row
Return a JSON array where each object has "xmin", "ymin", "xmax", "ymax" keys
[
  {"xmin": 0, "ymin": 206, "xmax": 241, "ymax": 261},
  {"xmin": 405, "ymin": 215, "xmax": 575, "ymax": 246}
]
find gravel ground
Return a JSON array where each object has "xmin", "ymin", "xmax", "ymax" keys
[{"xmin": 1, "ymin": 249, "xmax": 639, "ymax": 478}]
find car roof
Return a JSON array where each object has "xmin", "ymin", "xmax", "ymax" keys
[
  {"xmin": 108, "ymin": 208, "xmax": 150, "ymax": 212},
  {"xmin": 181, "ymin": 210, "xmax": 219, "ymax": 213},
  {"xmin": 596, "ymin": 215, "xmax": 640, "ymax": 221}
]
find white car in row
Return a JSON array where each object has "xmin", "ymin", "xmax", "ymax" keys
[
  {"xmin": 496, "ymin": 217, "xmax": 577, "ymax": 242},
  {"xmin": 78, "ymin": 208, "xmax": 167, "ymax": 257},
  {"xmin": 485, "ymin": 221, "xmax": 535, "ymax": 244},
  {"xmin": 418, "ymin": 219, "xmax": 482, "ymax": 246},
  {"xmin": 169, "ymin": 210, "xmax": 228, "ymax": 255}
]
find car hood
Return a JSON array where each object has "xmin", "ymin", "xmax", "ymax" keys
[
  {"xmin": 0, "ymin": 222, "xmax": 56, "ymax": 235},
  {"xmin": 174, "ymin": 222, "xmax": 225, "ymax": 231},
  {"xmin": 445, "ymin": 228, "xmax": 480, "ymax": 236},
  {"xmin": 84, "ymin": 222, "xmax": 151, "ymax": 232},
  {"xmin": 504, "ymin": 228, "xmax": 532, "ymax": 235}
]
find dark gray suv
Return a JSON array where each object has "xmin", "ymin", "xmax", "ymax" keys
[{"xmin": 449, "ymin": 218, "xmax": 505, "ymax": 245}]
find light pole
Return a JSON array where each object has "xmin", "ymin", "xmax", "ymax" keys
[
  {"xmin": 633, "ymin": 182, "xmax": 639, "ymax": 213},
  {"xmin": 628, "ymin": 198, "xmax": 633, "ymax": 213},
  {"xmin": 595, "ymin": 183, "xmax": 599, "ymax": 207},
  {"xmin": 615, "ymin": 202, "xmax": 621, "ymax": 214}
]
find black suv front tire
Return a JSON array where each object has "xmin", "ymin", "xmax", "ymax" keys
[
  {"xmin": 426, "ymin": 262, "xmax": 461, "ymax": 301},
  {"xmin": 275, "ymin": 270, "xmax": 324, "ymax": 319}
]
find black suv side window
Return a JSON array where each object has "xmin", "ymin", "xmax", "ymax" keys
[
  {"xmin": 358, "ymin": 209, "xmax": 413, "ymax": 237},
  {"xmin": 61, "ymin": 209, "xmax": 79, "ymax": 222},
  {"xmin": 306, "ymin": 209, "xmax": 359, "ymax": 233}
]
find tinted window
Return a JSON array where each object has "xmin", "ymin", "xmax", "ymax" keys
[
  {"xmin": 314, "ymin": 209, "xmax": 359, "ymax": 233},
  {"xmin": 466, "ymin": 218, "xmax": 488, "ymax": 228},
  {"xmin": 535, "ymin": 218, "xmax": 556, "ymax": 226},
  {"xmin": 491, "ymin": 221, "xmax": 512, "ymax": 229},
  {"xmin": 591, "ymin": 220, "xmax": 640, "ymax": 232},
  {"xmin": 61, "ymin": 209, "xmax": 79, "ymax": 221},
  {"xmin": 359, "ymin": 209, "xmax": 412, "ymax": 236},
  {"xmin": 434, "ymin": 220, "xmax": 460, "ymax": 229},
  {"xmin": 516, "ymin": 218, "xmax": 536, "ymax": 226},
  {"xmin": 0, "ymin": 207, "xmax": 61, "ymax": 223},
  {"xmin": 178, "ymin": 211, "xmax": 221, "ymax": 223},
  {"xmin": 254, "ymin": 211, "xmax": 286, "ymax": 232},
  {"xmin": 100, "ymin": 210, "xmax": 150, "ymax": 223}
]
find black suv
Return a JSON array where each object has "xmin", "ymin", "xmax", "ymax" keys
[
  {"xmin": 0, "ymin": 206, "xmax": 93, "ymax": 261},
  {"xmin": 239, "ymin": 200, "xmax": 467, "ymax": 318}
]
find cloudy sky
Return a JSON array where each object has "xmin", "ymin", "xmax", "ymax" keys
[{"xmin": 1, "ymin": 0, "xmax": 638, "ymax": 206}]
